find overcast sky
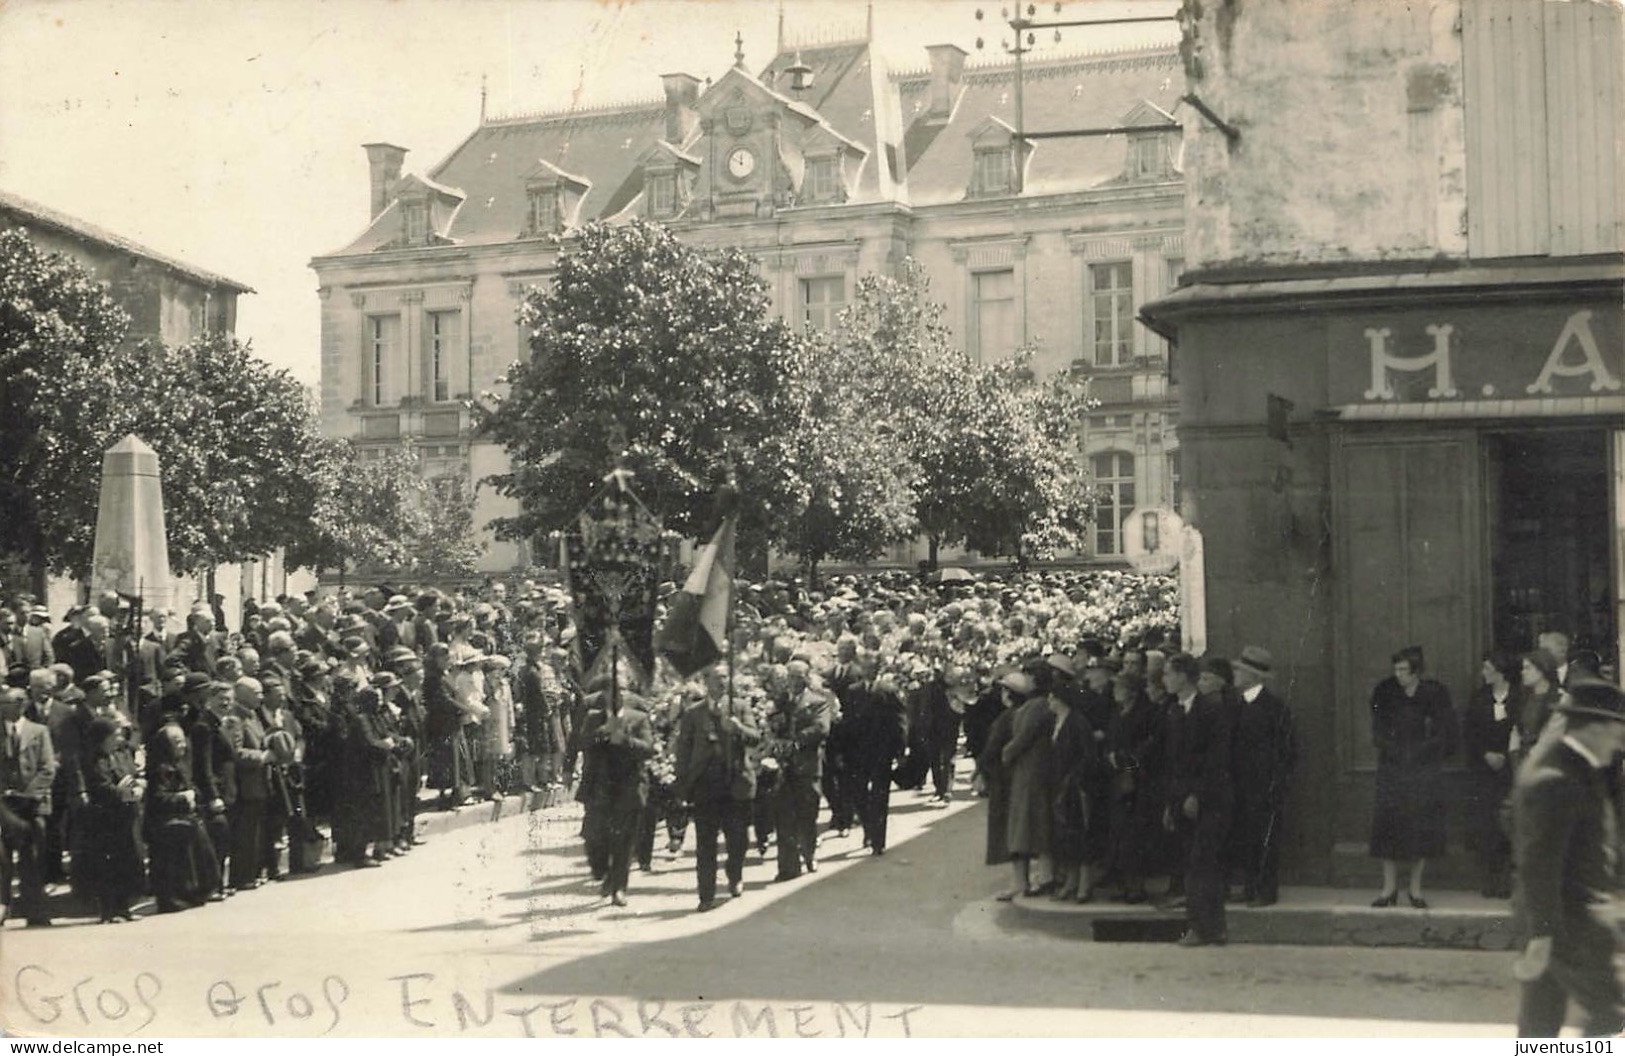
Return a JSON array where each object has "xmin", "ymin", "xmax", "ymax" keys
[{"xmin": 0, "ymin": 0, "xmax": 1177, "ymax": 386}]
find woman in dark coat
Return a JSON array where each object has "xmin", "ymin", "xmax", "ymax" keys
[
  {"xmin": 1369, "ymin": 645, "xmax": 1458, "ymax": 908},
  {"xmin": 1105, "ymin": 672, "xmax": 1163, "ymax": 903},
  {"xmin": 1048, "ymin": 688, "xmax": 1102, "ymax": 902},
  {"xmin": 83, "ymin": 717, "xmax": 143, "ymax": 922},
  {"xmin": 336, "ymin": 686, "xmax": 397, "ymax": 867},
  {"xmin": 977, "ymin": 670, "xmax": 1032, "ymax": 898},
  {"xmin": 1002, "ymin": 665, "xmax": 1056, "ymax": 895},
  {"xmin": 1462, "ymin": 650, "xmax": 1520, "ymax": 898},
  {"xmin": 1516, "ymin": 649, "xmax": 1562, "ymax": 762}
]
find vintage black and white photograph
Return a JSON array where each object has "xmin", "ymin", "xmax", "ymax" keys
[{"xmin": 0, "ymin": 0, "xmax": 1621, "ymax": 1040}]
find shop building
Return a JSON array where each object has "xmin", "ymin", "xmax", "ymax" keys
[{"xmin": 1141, "ymin": 0, "xmax": 1623, "ymax": 879}]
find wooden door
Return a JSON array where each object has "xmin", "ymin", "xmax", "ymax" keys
[{"xmin": 1332, "ymin": 430, "xmax": 1484, "ymax": 840}]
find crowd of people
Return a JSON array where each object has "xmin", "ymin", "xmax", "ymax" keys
[
  {"xmin": 4, "ymin": 565, "xmax": 1613, "ymax": 964},
  {"xmin": 0, "ymin": 581, "xmax": 581, "ymax": 926}
]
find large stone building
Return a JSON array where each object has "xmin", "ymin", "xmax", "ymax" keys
[
  {"xmin": 1142, "ymin": 0, "xmax": 1624, "ymax": 882},
  {"xmin": 0, "ymin": 188, "xmax": 247, "ymax": 347},
  {"xmin": 311, "ymin": 31, "xmax": 1186, "ymax": 572}
]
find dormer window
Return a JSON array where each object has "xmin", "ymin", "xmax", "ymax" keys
[
  {"xmin": 401, "ymin": 201, "xmax": 428, "ymax": 245},
  {"xmin": 647, "ymin": 173, "xmax": 677, "ymax": 218},
  {"xmin": 972, "ymin": 147, "xmax": 1012, "ymax": 196},
  {"xmin": 1127, "ymin": 133, "xmax": 1173, "ymax": 180},
  {"xmin": 528, "ymin": 187, "xmax": 561, "ymax": 235},
  {"xmin": 803, "ymin": 157, "xmax": 840, "ymax": 203}
]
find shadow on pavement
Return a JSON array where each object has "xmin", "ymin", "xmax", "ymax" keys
[{"xmin": 485, "ymin": 802, "xmax": 1513, "ymax": 1028}]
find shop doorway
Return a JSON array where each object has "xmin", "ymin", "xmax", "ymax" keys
[{"xmin": 1487, "ymin": 428, "xmax": 1618, "ymax": 669}]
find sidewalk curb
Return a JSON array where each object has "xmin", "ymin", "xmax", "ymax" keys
[{"xmin": 996, "ymin": 891, "xmax": 1520, "ymax": 950}]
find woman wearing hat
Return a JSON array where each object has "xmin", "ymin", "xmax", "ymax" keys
[
  {"xmin": 480, "ymin": 655, "xmax": 515, "ymax": 800},
  {"xmin": 1463, "ymin": 651, "xmax": 1521, "ymax": 899},
  {"xmin": 1369, "ymin": 645, "xmax": 1458, "ymax": 909},
  {"xmin": 81, "ymin": 716, "xmax": 143, "ymax": 922},
  {"xmin": 1104, "ymin": 671, "xmax": 1163, "ymax": 904},
  {"xmin": 985, "ymin": 668, "xmax": 1053, "ymax": 900},
  {"xmin": 1046, "ymin": 658, "xmax": 1104, "ymax": 903}
]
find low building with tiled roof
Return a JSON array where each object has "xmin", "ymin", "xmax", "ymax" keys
[
  {"xmin": 0, "ymin": 187, "xmax": 251, "ymax": 347},
  {"xmin": 312, "ymin": 30, "xmax": 1184, "ymax": 573}
]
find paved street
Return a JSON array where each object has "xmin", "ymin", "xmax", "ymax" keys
[{"xmin": 0, "ymin": 778, "xmax": 1520, "ymax": 1039}]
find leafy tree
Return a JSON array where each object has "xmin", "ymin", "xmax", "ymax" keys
[
  {"xmin": 0, "ymin": 228, "xmax": 134, "ymax": 593},
  {"xmin": 474, "ymin": 219, "xmax": 803, "ymax": 551},
  {"xmin": 775, "ymin": 327, "xmax": 919, "ymax": 580},
  {"xmin": 413, "ymin": 474, "xmax": 486, "ymax": 578},
  {"xmin": 287, "ymin": 440, "xmax": 486, "ymax": 581},
  {"xmin": 958, "ymin": 352, "xmax": 1098, "ymax": 567},
  {"xmin": 114, "ymin": 333, "xmax": 331, "ymax": 574}
]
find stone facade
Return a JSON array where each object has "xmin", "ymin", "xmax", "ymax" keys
[
  {"xmin": 0, "ymin": 188, "xmax": 246, "ymax": 347},
  {"xmin": 312, "ymin": 37, "xmax": 1188, "ymax": 573},
  {"xmin": 1144, "ymin": 0, "xmax": 1624, "ymax": 883}
]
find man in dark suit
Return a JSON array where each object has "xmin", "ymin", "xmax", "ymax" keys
[
  {"xmin": 1227, "ymin": 645, "xmax": 1296, "ymax": 906},
  {"xmin": 852, "ymin": 655, "xmax": 907, "ymax": 855},
  {"xmin": 820, "ymin": 637, "xmax": 862, "ymax": 834},
  {"xmin": 674, "ymin": 667, "xmax": 759, "ymax": 911},
  {"xmin": 767, "ymin": 661, "xmax": 832, "ymax": 880},
  {"xmin": 226, "ymin": 677, "xmax": 272, "ymax": 892},
  {"xmin": 176, "ymin": 610, "xmax": 219, "ymax": 678},
  {"xmin": 1163, "ymin": 653, "xmax": 1237, "ymax": 947},
  {"xmin": 190, "ymin": 679, "xmax": 236, "ymax": 899},
  {"xmin": 1512, "ymin": 673, "xmax": 1625, "ymax": 1038},
  {"xmin": 0, "ymin": 687, "xmax": 58, "ymax": 926},
  {"xmin": 576, "ymin": 687, "xmax": 655, "ymax": 906}
]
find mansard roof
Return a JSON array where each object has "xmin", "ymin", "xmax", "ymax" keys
[
  {"xmin": 318, "ymin": 39, "xmax": 1182, "ymax": 256},
  {"xmin": 893, "ymin": 45, "xmax": 1182, "ymax": 205}
]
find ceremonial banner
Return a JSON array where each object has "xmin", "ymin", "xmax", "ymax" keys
[
  {"xmin": 655, "ymin": 512, "xmax": 736, "ymax": 678},
  {"xmin": 561, "ymin": 468, "xmax": 669, "ymax": 691}
]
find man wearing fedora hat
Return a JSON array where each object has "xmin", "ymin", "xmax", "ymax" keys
[
  {"xmin": 1511, "ymin": 673, "xmax": 1625, "ymax": 1037},
  {"xmin": 1228, "ymin": 646, "xmax": 1296, "ymax": 907}
]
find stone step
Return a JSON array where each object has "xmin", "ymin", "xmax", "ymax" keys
[{"xmin": 996, "ymin": 886, "xmax": 1521, "ymax": 950}]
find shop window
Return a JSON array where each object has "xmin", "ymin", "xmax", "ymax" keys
[
  {"xmin": 1089, "ymin": 261, "xmax": 1134, "ymax": 367},
  {"xmin": 1092, "ymin": 450, "xmax": 1136, "ymax": 555},
  {"xmin": 800, "ymin": 275, "xmax": 846, "ymax": 331},
  {"xmin": 972, "ymin": 268, "xmax": 1016, "ymax": 361}
]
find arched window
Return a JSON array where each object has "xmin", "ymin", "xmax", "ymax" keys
[{"xmin": 1091, "ymin": 451, "xmax": 1136, "ymax": 556}]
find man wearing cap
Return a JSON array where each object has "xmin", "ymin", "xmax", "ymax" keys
[
  {"xmin": 18, "ymin": 608, "xmax": 54, "ymax": 671},
  {"xmin": 1163, "ymin": 653, "xmax": 1237, "ymax": 947},
  {"xmin": 1228, "ymin": 646, "xmax": 1296, "ymax": 907},
  {"xmin": 1511, "ymin": 674, "xmax": 1625, "ymax": 1037},
  {"xmin": 378, "ymin": 596, "xmax": 417, "ymax": 653},
  {"xmin": 50, "ymin": 606, "xmax": 88, "ymax": 673}
]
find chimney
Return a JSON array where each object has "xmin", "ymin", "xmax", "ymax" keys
[
  {"xmin": 362, "ymin": 143, "xmax": 408, "ymax": 222},
  {"xmin": 661, "ymin": 73, "xmax": 701, "ymax": 145},
  {"xmin": 925, "ymin": 44, "xmax": 967, "ymax": 121}
]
